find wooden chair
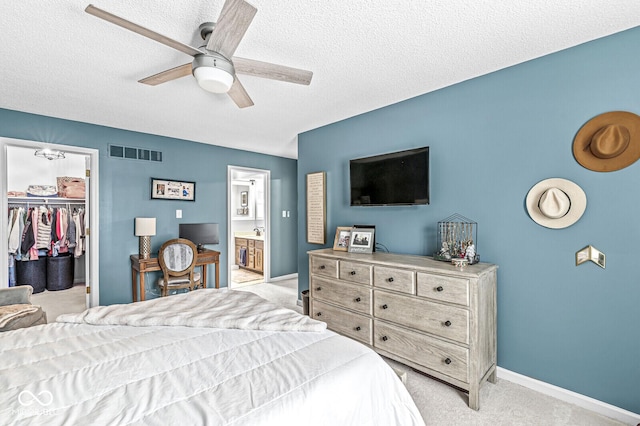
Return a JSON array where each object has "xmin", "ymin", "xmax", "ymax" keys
[{"xmin": 157, "ymin": 238, "xmax": 202, "ymax": 297}]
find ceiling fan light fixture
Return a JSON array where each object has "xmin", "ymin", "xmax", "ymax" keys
[{"xmin": 192, "ymin": 54, "xmax": 234, "ymax": 94}]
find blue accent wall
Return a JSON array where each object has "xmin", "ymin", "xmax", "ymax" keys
[
  {"xmin": 0, "ymin": 108, "xmax": 298, "ymax": 305},
  {"xmin": 298, "ymin": 27, "xmax": 640, "ymax": 413}
]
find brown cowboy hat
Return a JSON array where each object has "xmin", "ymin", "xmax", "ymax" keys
[{"xmin": 573, "ymin": 111, "xmax": 640, "ymax": 172}]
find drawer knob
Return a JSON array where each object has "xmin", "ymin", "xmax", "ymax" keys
[
  {"xmin": 355, "ymin": 326, "xmax": 361, "ymax": 331},
  {"xmin": 316, "ymin": 312, "xmax": 322, "ymax": 317},
  {"xmin": 382, "ymin": 304, "xmax": 388, "ymax": 309},
  {"xmin": 436, "ymin": 286, "xmax": 444, "ymax": 292},
  {"xmin": 350, "ymin": 270, "xmax": 357, "ymax": 275},
  {"xmin": 354, "ymin": 297, "xmax": 361, "ymax": 302},
  {"xmin": 382, "ymin": 336, "xmax": 389, "ymax": 342},
  {"xmin": 388, "ymin": 277, "xmax": 394, "ymax": 282},
  {"xmin": 444, "ymin": 320, "xmax": 452, "ymax": 327},
  {"xmin": 316, "ymin": 287, "xmax": 322, "ymax": 291},
  {"xmin": 444, "ymin": 358, "xmax": 452, "ymax": 365},
  {"xmin": 319, "ymin": 265, "xmax": 326, "ymax": 270}
]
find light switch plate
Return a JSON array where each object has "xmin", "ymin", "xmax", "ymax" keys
[{"xmin": 176, "ymin": 209, "xmax": 182, "ymax": 219}]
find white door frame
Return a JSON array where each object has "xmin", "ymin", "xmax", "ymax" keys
[
  {"xmin": 227, "ymin": 165, "xmax": 270, "ymax": 288},
  {"xmin": 0, "ymin": 137, "xmax": 100, "ymax": 307}
]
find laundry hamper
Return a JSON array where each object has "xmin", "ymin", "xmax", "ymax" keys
[
  {"xmin": 46, "ymin": 254, "xmax": 74, "ymax": 291},
  {"xmin": 16, "ymin": 257, "xmax": 47, "ymax": 294}
]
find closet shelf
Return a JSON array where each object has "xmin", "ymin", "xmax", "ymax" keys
[{"xmin": 8, "ymin": 196, "xmax": 86, "ymax": 204}]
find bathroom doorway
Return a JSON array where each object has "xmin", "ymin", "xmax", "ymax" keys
[{"xmin": 227, "ymin": 166, "xmax": 270, "ymax": 289}]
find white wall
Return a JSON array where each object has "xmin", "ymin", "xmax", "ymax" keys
[{"xmin": 7, "ymin": 145, "xmax": 85, "ymax": 192}]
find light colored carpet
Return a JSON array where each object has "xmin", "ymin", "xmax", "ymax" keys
[
  {"xmin": 31, "ymin": 283, "xmax": 86, "ymax": 322},
  {"xmin": 231, "ymin": 268, "xmax": 264, "ymax": 284},
  {"xmin": 235, "ymin": 278, "xmax": 627, "ymax": 426}
]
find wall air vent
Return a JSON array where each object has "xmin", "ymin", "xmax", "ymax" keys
[{"xmin": 109, "ymin": 145, "xmax": 162, "ymax": 162}]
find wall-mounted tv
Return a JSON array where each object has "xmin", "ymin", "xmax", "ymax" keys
[{"xmin": 350, "ymin": 146, "xmax": 429, "ymax": 206}]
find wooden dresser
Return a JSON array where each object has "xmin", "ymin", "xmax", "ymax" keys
[{"xmin": 308, "ymin": 248, "xmax": 497, "ymax": 410}]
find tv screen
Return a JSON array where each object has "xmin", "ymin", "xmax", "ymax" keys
[
  {"xmin": 350, "ymin": 147, "xmax": 429, "ymax": 206},
  {"xmin": 179, "ymin": 223, "xmax": 220, "ymax": 252}
]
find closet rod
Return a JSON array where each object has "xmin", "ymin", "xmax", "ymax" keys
[{"xmin": 8, "ymin": 197, "xmax": 85, "ymax": 205}]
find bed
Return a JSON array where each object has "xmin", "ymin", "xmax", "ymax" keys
[{"xmin": 1, "ymin": 289, "xmax": 424, "ymax": 425}]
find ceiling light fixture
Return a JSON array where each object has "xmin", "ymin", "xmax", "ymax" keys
[
  {"xmin": 34, "ymin": 148, "xmax": 65, "ymax": 160},
  {"xmin": 192, "ymin": 54, "xmax": 234, "ymax": 93}
]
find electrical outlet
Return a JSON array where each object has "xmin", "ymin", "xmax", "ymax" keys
[
  {"xmin": 176, "ymin": 209, "xmax": 182, "ymax": 218},
  {"xmin": 282, "ymin": 210, "xmax": 286, "ymax": 217},
  {"xmin": 287, "ymin": 211, "xmax": 290, "ymax": 217}
]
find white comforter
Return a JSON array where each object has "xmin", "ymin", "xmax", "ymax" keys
[
  {"xmin": 1, "ymin": 291, "xmax": 425, "ymax": 425},
  {"xmin": 57, "ymin": 289, "xmax": 326, "ymax": 332}
]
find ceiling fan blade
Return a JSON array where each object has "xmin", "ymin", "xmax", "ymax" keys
[
  {"xmin": 233, "ymin": 57, "xmax": 313, "ymax": 85},
  {"xmin": 227, "ymin": 78, "xmax": 254, "ymax": 108},
  {"xmin": 85, "ymin": 4, "xmax": 202, "ymax": 57},
  {"xmin": 139, "ymin": 63, "xmax": 192, "ymax": 86},
  {"xmin": 206, "ymin": 0, "xmax": 257, "ymax": 59}
]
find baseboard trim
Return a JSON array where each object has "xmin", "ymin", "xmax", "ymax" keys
[
  {"xmin": 269, "ymin": 273, "xmax": 298, "ymax": 282},
  {"xmin": 497, "ymin": 367, "xmax": 639, "ymax": 424}
]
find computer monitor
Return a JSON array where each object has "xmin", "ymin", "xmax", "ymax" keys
[{"xmin": 179, "ymin": 223, "xmax": 219, "ymax": 252}]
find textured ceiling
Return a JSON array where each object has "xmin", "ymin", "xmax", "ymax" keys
[{"xmin": 1, "ymin": 1, "xmax": 639, "ymax": 158}]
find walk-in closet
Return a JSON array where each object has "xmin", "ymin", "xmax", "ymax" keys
[{"xmin": 6, "ymin": 145, "xmax": 88, "ymax": 318}]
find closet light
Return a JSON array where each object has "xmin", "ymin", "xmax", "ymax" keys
[{"xmin": 34, "ymin": 148, "xmax": 65, "ymax": 160}]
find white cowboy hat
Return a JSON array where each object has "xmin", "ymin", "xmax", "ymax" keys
[{"xmin": 526, "ymin": 178, "xmax": 587, "ymax": 229}]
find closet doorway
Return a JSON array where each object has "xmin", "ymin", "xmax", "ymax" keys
[
  {"xmin": 1, "ymin": 138, "xmax": 100, "ymax": 315},
  {"xmin": 227, "ymin": 166, "xmax": 270, "ymax": 289}
]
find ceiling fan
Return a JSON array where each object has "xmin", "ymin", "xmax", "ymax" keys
[{"xmin": 85, "ymin": 0, "xmax": 313, "ymax": 108}]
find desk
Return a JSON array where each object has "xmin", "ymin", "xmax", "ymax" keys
[{"xmin": 130, "ymin": 249, "xmax": 220, "ymax": 302}]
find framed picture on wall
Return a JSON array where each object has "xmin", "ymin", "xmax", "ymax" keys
[
  {"xmin": 151, "ymin": 178, "xmax": 195, "ymax": 201},
  {"xmin": 333, "ymin": 227, "xmax": 352, "ymax": 251},
  {"xmin": 348, "ymin": 227, "xmax": 375, "ymax": 253}
]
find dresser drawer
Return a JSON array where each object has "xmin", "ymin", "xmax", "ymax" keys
[
  {"xmin": 374, "ymin": 321, "xmax": 468, "ymax": 383},
  {"xmin": 339, "ymin": 261, "xmax": 372, "ymax": 285},
  {"xmin": 248, "ymin": 240, "xmax": 255, "ymax": 248},
  {"xmin": 312, "ymin": 300, "xmax": 372, "ymax": 345},
  {"xmin": 236, "ymin": 238, "xmax": 248, "ymax": 246},
  {"xmin": 374, "ymin": 290, "xmax": 469, "ymax": 344},
  {"xmin": 417, "ymin": 273, "xmax": 470, "ymax": 306},
  {"xmin": 374, "ymin": 266, "xmax": 415, "ymax": 294},
  {"xmin": 311, "ymin": 276, "xmax": 372, "ymax": 315},
  {"xmin": 255, "ymin": 240, "xmax": 264, "ymax": 249},
  {"xmin": 310, "ymin": 256, "xmax": 338, "ymax": 278}
]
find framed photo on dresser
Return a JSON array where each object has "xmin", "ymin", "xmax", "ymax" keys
[
  {"xmin": 348, "ymin": 227, "xmax": 375, "ymax": 253},
  {"xmin": 333, "ymin": 227, "xmax": 352, "ymax": 251}
]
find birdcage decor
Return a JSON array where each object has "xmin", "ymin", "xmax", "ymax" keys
[{"xmin": 433, "ymin": 213, "xmax": 479, "ymax": 264}]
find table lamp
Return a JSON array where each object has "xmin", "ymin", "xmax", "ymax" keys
[{"xmin": 135, "ymin": 217, "xmax": 156, "ymax": 259}]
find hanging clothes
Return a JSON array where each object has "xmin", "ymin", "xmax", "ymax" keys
[
  {"xmin": 36, "ymin": 206, "xmax": 51, "ymax": 250},
  {"xmin": 73, "ymin": 208, "xmax": 85, "ymax": 258},
  {"xmin": 20, "ymin": 209, "xmax": 35, "ymax": 257},
  {"xmin": 8, "ymin": 207, "xmax": 22, "ymax": 254}
]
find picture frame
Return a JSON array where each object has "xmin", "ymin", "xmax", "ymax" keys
[
  {"xmin": 240, "ymin": 191, "xmax": 248, "ymax": 207},
  {"xmin": 332, "ymin": 227, "xmax": 352, "ymax": 251},
  {"xmin": 151, "ymin": 178, "xmax": 195, "ymax": 201},
  {"xmin": 306, "ymin": 171, "xmax": 326, "ymax": 244},
  {"xmin": 348, "ymin": 227, "xmax": 375, "ymax": 253}
]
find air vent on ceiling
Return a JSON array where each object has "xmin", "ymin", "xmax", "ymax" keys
[{"xmin": 109, "ymin": 145, "xmax": 162, "ymax": 162}]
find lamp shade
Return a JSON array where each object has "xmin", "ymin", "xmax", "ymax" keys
[{"xmin": 135, "ymin": 217, "xmax": 156, "ymax": 236}]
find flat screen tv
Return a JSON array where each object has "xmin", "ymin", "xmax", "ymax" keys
[
  {"xmin": 350, "ymin": 146, "xmax": 429, "ymax": 206},
  {"xmin": 179, "ymin": 223, "xmax": 220, "ymax": 252}
]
